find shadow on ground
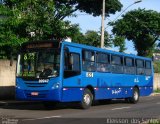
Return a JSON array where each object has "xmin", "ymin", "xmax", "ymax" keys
[{"xmin": 0, "ymin": 99, "xmax": 130, "ymax": 111}]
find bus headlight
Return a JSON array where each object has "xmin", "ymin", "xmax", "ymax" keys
[
  {"xmin": 16, "ymin": 83, "xmax": 21, "ymax": 89},
  {"xmin": 52, "ymin": 82, "xmax": 60, "ymax": 89}
]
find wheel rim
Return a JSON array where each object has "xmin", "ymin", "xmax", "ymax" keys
[
  {"xmin": 134, "ymin": 90, "xmax": 139, "ymax": 101},
  {"xmin": 84, "ymin": 94, "xmax": 91, "ymax": 105}
]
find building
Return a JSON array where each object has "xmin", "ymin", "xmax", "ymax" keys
[{"xmin": 153, "ymin": 52, "xmax": 160, "ymax": 61}]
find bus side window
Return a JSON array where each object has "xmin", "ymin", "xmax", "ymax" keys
[
  {"xmin": 96, "ymin": 53, "xmax": 110, "ymax": 72},
  {"xmin": 136, "ymin": 59, "xmax": 145, "ymax": 75},
  {"xmin": 64, "ymin": 48, "xmax": 70, "ymax": 70},
  {"xmin": 111, "ymin": 55, "xmax": 123, "ymax": 74},
  {"xmin": 64, "ymin": 52, "xmax": 81, "ymax": 78},
  {"xmin": 145, "ymin": 61, "xmax": 152, "ymax": 76},
  {"xmin": 124, "ymin": 57, "xmax": 135, "ymax": 75},
  {"xmin": 69, "ymin": 53, "xmax": 80, "ymax": 71},
  {"xmin": 82, "ymin": 50, "xmax": 95, "ymax": 72}
]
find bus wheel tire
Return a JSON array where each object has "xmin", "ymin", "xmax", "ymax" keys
[
  {"xmin": 43, "ymin": 102, "xmax": 57, "ymax": 110},
  {"xmin": 129, "ymin": 87, "xmax": 139, "ymax": 104},
  {"xmin": 80, "ymin": 89, "xmax": 93, "ymax": 109}
]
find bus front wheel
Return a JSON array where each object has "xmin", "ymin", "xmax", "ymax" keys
[
  {"xmin": 80, "ymin": 88, "xmax": 93, "ymax": 109},
  {"xmin": 129, "ymin": 87, "xmax": 139, "ymax": 104}
]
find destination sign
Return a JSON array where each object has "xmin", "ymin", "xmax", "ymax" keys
[
  {"xmin": 26, "ymin": 43, "xmax": 53, "ymax": 49},
  {"xmin": 22, "ymin": 41, "xmax": 61, "ymax": 50}
]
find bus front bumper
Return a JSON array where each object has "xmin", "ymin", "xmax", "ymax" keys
[{"xmin": 15, "ymin": 88, "xmax": 61, "ymax": 101}]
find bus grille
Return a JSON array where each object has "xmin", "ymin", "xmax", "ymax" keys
[{"xmin": 24, "ymin": 82, "xmax": 48, "ymax": 88}]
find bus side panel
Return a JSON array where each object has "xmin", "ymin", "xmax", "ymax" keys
[
  {"xmin": 94, "ymin": 73, "xmax": 153, "ymax": 99},
  {"xmin": 61, "ymin": 45, "xmax": 83, "ymax": 102},
  {"xmin": 61, "ymin": 88, "xmax": 83, "ymax": 102},
  {"xmin": 94, "ymin": 87, "xmax": 132, "ymax": 100},
  {"xmin": 94, "ymin": 73, "xmax": 134, "ymax": 100},
  {"xmin": 140, "ymin": 87, "xmax": 153, "ymax": 96},
  {"xmin": 139, "ymin": 76, "xmax": 153, "ymax": 96},
  {"xmin": 62, "ymin": 76, "xmax": 83, "ymax": 102}
]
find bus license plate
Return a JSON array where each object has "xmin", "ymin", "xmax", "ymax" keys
[{"xmin": 31, "ymin": 92, "xmax": 39, "ymax": 96}]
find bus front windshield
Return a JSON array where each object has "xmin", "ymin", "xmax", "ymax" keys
[{"xmin": 17, "ymin": 49, "xmax": 60, "ymax": 78}]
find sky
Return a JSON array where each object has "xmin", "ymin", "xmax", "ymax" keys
[{"xmin": 66, "ymin": 0, "xmax": 160, "ymax": 54}]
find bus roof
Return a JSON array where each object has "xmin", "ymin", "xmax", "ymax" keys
[
  {"xmin": 21, "ymin": 40, "xmax": 152, "ymax": 61},
  {"xmin": 61, "ymin": 41, "xmax": 152, "ymax": 61}
]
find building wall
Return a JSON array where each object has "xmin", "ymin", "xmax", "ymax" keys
[
  {"xmin": 0, "ymin": 60, "xmax": 16, "ymax": 99},
  {"xmin": 0, "ymin": 60, "xmax": 160, "ymax": 99},
  {"xmin": 154, "ymin": 73, "xmax": 160, "ymax": 90}
]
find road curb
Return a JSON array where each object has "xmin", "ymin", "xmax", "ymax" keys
[{"xmin": 151, "ymin": 93, "xmax": 160, "ymax": 96}]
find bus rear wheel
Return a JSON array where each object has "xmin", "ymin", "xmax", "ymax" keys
[
  {"xmin": 80, "ymin": 88, "xmax": 93, "ymax": 109},
  {"xmin": 129, "ymin": 87, "xmax": 139, "ymax": 104}
]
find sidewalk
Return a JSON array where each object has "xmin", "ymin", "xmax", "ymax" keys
[{"xmin": 151, "ymin": 92, "xmax": 160, "ymax": 96}]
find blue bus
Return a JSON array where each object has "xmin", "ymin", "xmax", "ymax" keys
[{"xmin": 16, "ymin": 40, "xmax": 153, "ymax": 109}]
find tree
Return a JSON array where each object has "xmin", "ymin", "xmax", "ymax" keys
[
  {"xmin": 74, "ymin": 0, "xmax": 122, "ymax": 17},
  {"xmin": 110, "ymin": 8, "xmax": 160, "ymax": 57},
  {"xmin": 54, "ymin": 0, "xmax": 122, "ymax": 18},
  {"xmin": 154, "ymin": 61, "xmax": 160, "ymax": 73},
  {"xmin": 0, "ymin": 0, "xmax": 123, "ymax": 59},
  {"xmin": 83, "ymin": 30, "xmax": 112, "ymax": 48},
  {"xmin": 0, "ymin": 1, "xmax": 76, "ymax": 59},
  {"xmin": 112, "ymin": 35, "xmax": 126, "ymax": 52}
]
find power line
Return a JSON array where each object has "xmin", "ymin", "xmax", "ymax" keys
[{"xmin": 105, "ymin": 0, "xmax": 142, "ymax": 29}]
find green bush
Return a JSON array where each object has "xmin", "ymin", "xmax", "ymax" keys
[{"xmin": 153, "ymin": 61, "xmax": 160, "ymax": 73}]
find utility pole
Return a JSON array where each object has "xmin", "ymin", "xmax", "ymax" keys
[
  {"xmin": 100, "ymin": 0, "xmax": 142, "ymax": 48},
  {"xmin": 101, "ymin": 0, "xmax": 105, "ymax": 48}
]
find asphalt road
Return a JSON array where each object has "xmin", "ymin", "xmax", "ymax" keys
[{"xmin": 0, "ymin": 95, "xmax": 160, "ymax": 124}]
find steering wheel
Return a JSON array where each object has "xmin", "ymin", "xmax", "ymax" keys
[{"xmin": 39, "ymin": 68, "xmax": 52, "ymax": 78}]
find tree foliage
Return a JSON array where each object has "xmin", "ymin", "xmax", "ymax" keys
[
  {"xmin": 83, "ymin": 30, "xmax": 112, "ymax": 48},
  {"xmin": 73, "ymin": 0, "xmax": 122, "ymax": 17},
  {"xmin": 112, "ymin": 35, "xmax": 126, "ymax": 52},
  {"xmin": 110, "ymin": 8, "xmax": 160, "ymax": 57},
  {"xmin": 154, "ymin": 61, "xmax": 160, "ymax": 73},
  {"xmin": 0, "ymin": 0, "xmax": 123, "ymax": 59},
  {"xmin": 78, "ymin": 30, "xmax": 125, "ymax": 52}
]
